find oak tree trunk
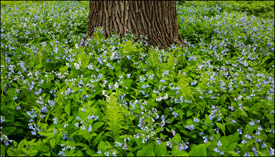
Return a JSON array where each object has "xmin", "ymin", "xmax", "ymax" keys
[{"xmin": 86, "ymin": 1, "xmax": 185, "ymax": 49}]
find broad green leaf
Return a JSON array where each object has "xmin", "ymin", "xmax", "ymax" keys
[
  {"xmin": 74, "ymin": 150, "xmax": 83, "ymax": 156},
  {"xmin": 29, "ymin": 150, "xmax": 39, "ymax": 156},
  {"xmin": 127, "ymin": 152, "xmax": 135, "ymax": 156},
  {"xmin": 204, "ymin": 114, "xmax": 212, "ymax": 124},
  {"xmin": 240, "ymin": 110, "xmax": 248, "ymax": 117},
  {"xmin": 154, "ymin": 142, "xmax": 167, "ymax": 156},
  {"xmin": 97, "ymin": 141, "xmax": 107, "ymax": 152},
  {"xmin": 86, "ymin": 149, "xmax": 95, "ymax": 156},
  {"xmin": 7, "ymin": 147, "xmax": 21, "ymax": 156},
  {"xmin": 189, "ymin": 144, "xmax": 207, "ymax": 156},
  {"xmin": 242, "ymin": 106, "xmax": 250, "ymax": 112},
  {"xmin": 172, "ymin": 133, "xmax": 182, "ymax": 144},
  {"xmin": 17, "ymin": 139, "xmax": 27, "ymax": 149},
  {"xmin": 137, "ymin": 143, "xmax": 155, "ymax": 156},
  {"xmin": 227, "ymin": 132, "xmax": 240, "ymax": 143},
  {"xmin": 187, "ymin": 110, "xmax": 193, "ymax": 117},
  {"xmin": 245, "ymin": 124, "xmax": 254, "ymax": 134},
  {"xmin": 3, "ymin": 127, "xmax": 16, "ymax": 136},
  {"xmin": 92, "ymin": 122, "xmax": 104, "ymax": 132},
  {"xmin": 219, "ymin": 94, "xmax": 227, "ymax": 104},
  {"xmin": 11, "ymin": 82, "xmax": 18, "ymax": 88},
  {"xmin": 172, "ymin": 145, "xmax": 189, "ymax": 156},
  {"xmin": 226, "ymin": 142, "xmax": 238, "ymax": 151},
  {"xmin": 228, "ymin": 151, "xmax": 240, "ymax": 156}
]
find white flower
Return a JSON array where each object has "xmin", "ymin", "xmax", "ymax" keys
[
  {"xmin": 162, "ymin": 93, "xmax": 168, "ymax": 100},
  {"xmin": 214, "ymin": 147, "xmax": 219, "ymax": 153},
  {"xmin": 156, "ymin": 97, "xmax": 162, "ymax": 102},
  {"xmin": 102, "ymin": 90, "xmax": 107, "ymax": 97},
  {"xmin": 217, "ymin": 140, "xmax": 222, "ymax": 146},
  {"xmin": 88, "ymin": 125, "xmax": 92, "ymax": 132},
  {"xmin": 110, "ymin": 52, "xmax": 115, "ymax": 60},
  {"xmin": 97, "ymin": 150, "xmax": 101, "ymax": 154},
  {"xmin": 114, "ymin": 83, "xmax": 119, "ymax": 89},
  {"xmin": 87, "ymin": 64, "xmax": 94, "ymax": 70},
  {"xmin": 112, "ymin": 150, "xmax": 116, "ymax": 156},
  {"xmin": 74, "ymin": 63, "xmax": 80, "ymax": 70},
  {"xmin": 80, "ymin": 125, "xmax": 85, "ymax": 130}
]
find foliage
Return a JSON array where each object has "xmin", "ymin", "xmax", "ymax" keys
[
  {"xmin": 178, "ymin": 1, "xmax": 274, "ymax": 20},
  {"xmin": 1, "ymin": 1, "xmax": 274, "ymax": 156}
]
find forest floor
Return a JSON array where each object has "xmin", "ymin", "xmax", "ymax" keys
[{"xmin": 1, "ymin": 1, "xmax": 274, "ymax": 156}]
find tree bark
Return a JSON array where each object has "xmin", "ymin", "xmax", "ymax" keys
[{"xmin": 86, "ymin": 1, "xmax": 185, "ymax": 49}]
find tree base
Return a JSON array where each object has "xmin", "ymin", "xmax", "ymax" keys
[{"xmin": 86, "ymin": 1, "xmax": 187, "ymax": 49}]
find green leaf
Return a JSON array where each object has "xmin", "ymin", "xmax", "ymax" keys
[
  {"xmin": 50, "ymin": 138, "xmax": 56, "ymax": 148},
  {"xmin": 180, "ymin": 129, "xmax": 190, "ymax": 136},
  {"xmin": 172, "ymin": 145, "xmax": 189, "ymax": 156},
  {"xmin": 86, "ymin": 149, "xmax": 95, "ymax": 156},
  {"xmin": 93, "ymin": 131, "xmax": 104, "ymax": 146},
  {"xmin": 42, "ymin": 152, "xmax": 51, "ymax": 156},
  {"xmin": 7, "ymin": 147, "xmax": 21, "ymax": 156},
  {"xmin": 154, "ymin": 142, "xmax": 167, "ymax": 156},
  {"xmin": 65, "ymin": 103, "xmax": 71, "ymax": 116},
  {"xmin": 227, "ymin": 132, "xmax": 240, "ymax": 143},
  {"xmin": 216, "ymin": 123, "xmax": 225, "ymax": 135},
  {"xmin": 5, "ymin": 88, "xmax": 15, "ymax": 96},
  {"xmin": 240, "ymin": 110, "xmax": 248, "ymax": 117},
  {"xmin": 137, "ymin": 143, "xmax": 155, "ymax": 156},
  {"xmin": 97, "ymin": 141, "xmax": 107, "ymax": 152},
  {"xmin": 92, "ymin": 122, "xmax": 104, "ymax": 132},
  {"xmin": 204, "ymin": 114, "xmax": 212, "ymax": 124},
  {"xmin": 13, "ymin": 141, "xmax": 17, "ymax": 147},
  {"xmin": 189, "ymin": 144, "xmax": 207, "ymax": 156},
  {"xmin": 172, "ymin": 133, "xmax": 182, "ymax": 144},
  {"xmin": 187, "ymin": 110, "xmax": 193, "ymax": 117},
  {"xmin": 78, "ymin": 131, "xmax": 90, "ymax": 140},
  {"xmin": 1, "ymin": 144, "xmax": 7, "ymax": 156},
  {"xmin": 38, "ymin": 132, "xmax": 54, "ymax": 138},
  {"xmin": 29, "ymin": 150, "xmax": 39, "ymax": 156},
  {"xmin": 127, "ymin": 152, "xmax": 135, "ymax": 156},
  {"xmin": 17, "ymin": 139, "xmax": 26, "ymax": 149},
  {"xmin": 11, "ymin": 82, "xmax": 18, "ymax": 88},
  {"xmin": 245, "ymin": 124, "xmax": 254, "ymax": 134},
  {"xmin": 228, "ymin": 151, "xmax": 240, "ymax": 156},
  {"xmin": 74, "ymin": 150, "xmax": 83, "ymax": 156},
  {"xmin": 226, "ymin": 142, "xmax": 238, "ymax": 151},
  {"xmin": 3, "ymin": 127, "xmax": 16, "ymax": 136},
  {"xmin": 35, "ymin": 145, "xmax": 50, "ymax": 152},
  {"xmin": 35, "ymin": 64, "xmax": 43, "ymax": 70},
  {"xmin": 219, "ymin": 94, "xmax": 227, "ymax": 104},
  {"xmin": 242, "ymin": 106, "xmax": 250, "ymax": 112},
  {"xmin": 76, "ymin": 143, "xmax": 89, "ymax": 150}
]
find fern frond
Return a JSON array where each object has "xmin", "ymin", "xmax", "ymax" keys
[
  {"xmin": 103, "ymin": 93, "xmax": 128, "ymax": 140},
  {"xmin": 177, "ymin": 73, "xmax": 195, "ymax": 101}
]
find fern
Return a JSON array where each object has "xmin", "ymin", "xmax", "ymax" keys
[
  {"xmin": 103, "ymin": 92, "xmax": 128, "ymax": 140},
  {"xmin": 177, "ymin": 73, "xmax": 195, "ymax": 101}
]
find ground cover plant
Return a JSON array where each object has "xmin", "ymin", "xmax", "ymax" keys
[
  {"xmin": 179, "ymin": 1, "xmax": 274, "ymax": 20},
  {"xmin": 1, "ymin": 1, "xmax": 274, "ymax": 156}
]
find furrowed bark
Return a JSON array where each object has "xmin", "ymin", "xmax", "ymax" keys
[{"xmin": 87, "ymin": 1, "xmax": 185, "ymax": 49}]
